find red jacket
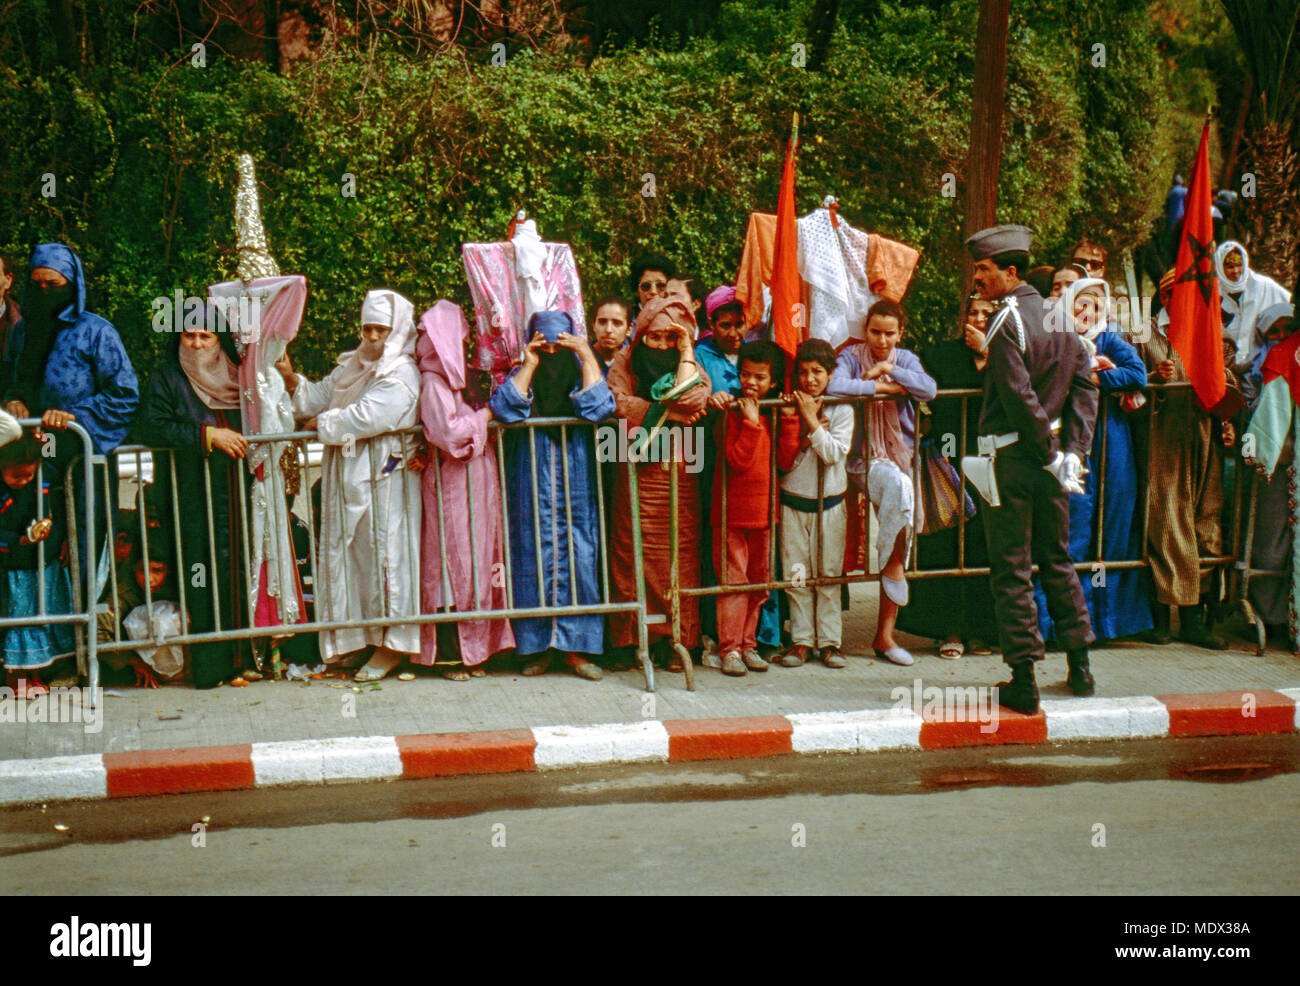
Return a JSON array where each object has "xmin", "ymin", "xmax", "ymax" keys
[{"xmin": 712, "ymin": 408, "xmax": 794, "ymax": 529}]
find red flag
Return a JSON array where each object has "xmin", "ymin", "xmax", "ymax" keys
[
  {"xmin": 1167, "ymin": 122, "xmax": 1226, "ymax": 411},
  {"xmin": 771, "ymin": 115, "xmax": 803, "ymax": 358}
]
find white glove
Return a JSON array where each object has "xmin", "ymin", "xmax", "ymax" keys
[{"xmin": 1058, "ymin": 451, "xmax": 1087, "ymax": 495}]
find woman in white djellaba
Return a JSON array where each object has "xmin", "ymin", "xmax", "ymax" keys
[{"xmin": 277, "ymin": 289, "xmax": 423, "ymax": 681}]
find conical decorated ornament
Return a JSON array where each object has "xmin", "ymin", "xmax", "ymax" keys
[{"xmin": 235, "ymin": 153, "xmax": 280, "ymax": 282}]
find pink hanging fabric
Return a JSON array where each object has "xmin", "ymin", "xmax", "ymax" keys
[
  {"xmin": 207, "ymin": 273, "xmax": 308, "ymax": 629},
  {"xmin": 462, "ymin": 239, "xmax": 585, "ymax": 386}
]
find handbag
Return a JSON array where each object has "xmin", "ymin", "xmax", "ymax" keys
[{"xmin": 919, "ymin": 441, "xmax": 977, "ymax": 534}]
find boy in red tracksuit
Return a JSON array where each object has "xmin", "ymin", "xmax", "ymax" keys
[{"xmin": 711, "ymin": 340, "xmax": 788, "ymax": 676}]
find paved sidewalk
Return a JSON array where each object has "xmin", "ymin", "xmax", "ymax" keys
[{"xmin": 2, "ymin": 584, "xmax": 1296, "ymax": 761}]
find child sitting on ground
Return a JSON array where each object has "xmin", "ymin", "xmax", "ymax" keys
[
  {"xmin": 712, "ymin": 340, "xmax": 786, "ymax": 676},
  {"xmin": 0, "ymin": 431, "xmax": 74, "ymax": 698},
  {"xmin": 98, "ymin": 523, "xmax": 183, "ymax": 687},
  {"xmin": 777, "ymin": 339, "xmax": 855, "ymax": 668}
]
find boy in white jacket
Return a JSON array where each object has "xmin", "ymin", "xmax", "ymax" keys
[{"xmin": 777, "ymin": 339, "xmax": 855, "ymax": 668}]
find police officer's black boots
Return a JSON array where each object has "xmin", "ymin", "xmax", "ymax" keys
[
  {"xmin": 996, "ymin": 661, "xmax": 1040, "ymax": 714},
  {"xmin": 1178, "ymin": 605, "xmax": 1228, "ymax": 650},
  {"xmin": 1066, "ymin": 647, "xmax": 1095, "ymax": 696}
]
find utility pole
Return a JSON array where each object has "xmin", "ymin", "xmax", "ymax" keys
[{"xmin": 961, "ymin": 0, "xmax": 1011, "ymax": 305}]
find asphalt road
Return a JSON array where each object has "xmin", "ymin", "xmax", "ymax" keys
[{"xmin": 3, "ymin": 736, "xmax": 1298, "ymax": 895}]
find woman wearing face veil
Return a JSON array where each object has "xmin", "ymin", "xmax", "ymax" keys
[
  {"xmin": 2, "ymin": 243, "xmax": 139, "ymax": 607},
  {"xmin": 489, "ymin": 311, "xmax": 615, "ymax": 680},
  {"xmin": 132, "ymin": 320, "xmax": 251, "ymax": 688},
  {"xmin": 606, "ymin": 298, "xmax": 711, "ymax": 668}
]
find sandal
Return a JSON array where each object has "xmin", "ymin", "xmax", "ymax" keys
[
  {"xmin": 470, "ymin": 667, "xmax": 487, "ymax": 678},
  {"xmin": 966, "ymin": 638, "xmax": 994, "ymax": 656},
  {"xmin": 443, "ymin": 668, "xmax": 472, "ymax": 682},
  {"xmin": 564, "ymin": 653, "xmax": 603, "ymax": 681},
  {"xmin": 873, "ymin": 646, "xmax": 915, "ymax": 667},
  {"xmin": 12, "ymin": 676, "xmax": 47, "ymax": 699},
  {"xmin": 522, "ymin": 655, "xmax": 552, "ymax": 676},
  {"xmin": 881, "ymin": 575, "xmax": 909, "ymax": 607},
  {"xmin": 938, "ymin": 639, "xmax": 964, "ymax": 660}
]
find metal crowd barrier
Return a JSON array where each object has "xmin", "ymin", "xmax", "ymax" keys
[
  {"xmin": 7, "ymin": 382, "xmax": 1265, "ymax": 699},
  {"xmin": 94, "ymin": 417, "xmax": 659, "ymax": 690},
  {"xmin": 666, "ymin": 382, "xmax": 1248, "ymax": 650},
  {"xmin": 0, "ymin": 420, "xmax": 98, "ymax": 691}
]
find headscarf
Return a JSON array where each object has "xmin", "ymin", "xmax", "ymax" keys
[
  {"xmin": 630, "ymin": 297, "xmax": 695, "ymax": 399},
  {"xmin": 705, "ymin": 284, "xmax": 738, "ymax": 319},
  {"xmin": 329, "ymin": 289, "xmax": 417, "ymax": 410},
  {"xmin": 527, "ymin": 310, "xmax": 580, "ymax": 418},
  {"xmin": 1214, "ymin": 241, "xmax": 1249, "ymax": 297},
  {"xmin": 1256, "ymin": 302, "xmax": 1295, "ymax": 344},
  {"xmin": 1215, "ymin": 240, "xmax": 1292, "ymax": 367},
  {"xmin": 417, "ymin": 299, "xmax": 470, "ymax": 390},
  {"xmin": 11, "ymin": 244, "xmax": 88, "ymax": 410},
  {"xmin": 1153, "ymin": 268, "xmax": 1177, "ymax": 336},
  {"xmin": 1058, "ymin": 277, "xmax": 1111, "ymax": 362},
  {"xmin": 178, "ymin": 319, "xmax": 241, "ymax": 410}
]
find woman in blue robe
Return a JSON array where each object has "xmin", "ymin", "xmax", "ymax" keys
[
  {"xmin": 489, "ymin": 311, "xmax": 615, "ymax": 680},
  {"xmin": 1036, "ymin": 278, "xmax": 1153, "ymax": 642},
  {"xmin": 2, "ymin": 244, "xmax": 139, "ymax": 609}
]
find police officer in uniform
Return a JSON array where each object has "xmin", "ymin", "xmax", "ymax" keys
[{"xmin": 964, "ymin": 225, "xmax": 1100, "ymax": 714}]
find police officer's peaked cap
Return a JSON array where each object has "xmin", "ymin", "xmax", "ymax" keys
[{"xmin": 964, "ymin": 224, "xmax": 1033, "ymax": 260}]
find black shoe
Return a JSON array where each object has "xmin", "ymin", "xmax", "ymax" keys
[
  {"xmin": 1065, "ymin": 648, "xmax": 1095, "ymax": 697},
  {"xmin": 995, "ymin": 662, "xmax": 1040, "ymax": 714},
  {"xmin": 1136, "ymin": 606, "xmax": 1173, "ymax": 644},
  {"xmin": 1178, "ymin": 606, "xmax": 1228, "ymax": 650}
]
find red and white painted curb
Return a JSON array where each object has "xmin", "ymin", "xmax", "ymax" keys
[{"xmin": 3, "ymin": 688, "xmax": 1298, "ymax": 806}]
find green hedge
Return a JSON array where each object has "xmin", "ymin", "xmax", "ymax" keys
[{"xmin": 0, "ymin": 0, "xmax": 1180, "ymax": 382}]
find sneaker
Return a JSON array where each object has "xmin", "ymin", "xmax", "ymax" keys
[
  {"xmin": 720, "ymin": 651, "xmax": 747, "ymax": 677},
  {"xmin": 741, "ymin": 648, "xmax": 768, "ymax": 672},
  {"xmin": 779, "ymin": 645, "xmax": 810, "ymax": 668},
  {"xmin": 820, "ymin": 647, "xmax": 848, "ymax": 669}
]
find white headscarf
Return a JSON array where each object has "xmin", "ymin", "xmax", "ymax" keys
[
  {"xmin": 1214, "ymin": 240, "xmax": 1250, "ymax": 296},
  {"xmin": 1058, "ymin": 277, "xmax": 1111, "ymax": 361},
  {"xmin": 329, "ymin": 289, "xmax": 417, "ymax": 410},
  {"xmin": 1216, "ymin": 240, "xmax": 1292, "ymax": 368}
]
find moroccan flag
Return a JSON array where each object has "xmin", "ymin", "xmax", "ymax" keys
[
  {"xmin": 1167, "ymin": 122, "xmax": 1226, "ymax": 411},
  {"xmin": 771, "ymin": 115, "xmax": 802, "ymax": 358}
]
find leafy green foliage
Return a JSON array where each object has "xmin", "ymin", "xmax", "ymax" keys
[{"xmin": 1, "ymin": 0, "xmax": 1181, "ymax": 383}]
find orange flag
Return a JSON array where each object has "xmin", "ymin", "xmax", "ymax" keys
[
  {"xmin": 1167, "ymin": 122, "xmax": 1226, "ymax": 411},
  {"xmin": 771, "ymin": 115, "xmax": 803, "ymax": 359}
]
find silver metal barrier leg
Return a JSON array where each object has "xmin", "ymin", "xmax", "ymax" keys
[{"xmin": 627, "ymin": 459, "xmax": 653, "ymax": 693}]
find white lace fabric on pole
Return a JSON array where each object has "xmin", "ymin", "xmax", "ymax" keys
[
  {"xmin": 512, "ymin": 219, "xmax": 548, "ymax": 325},
  {"xmin": 797, "ymin": 207, "xmax": 878, "ymax": 349}
]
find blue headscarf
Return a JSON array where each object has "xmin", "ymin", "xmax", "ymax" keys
[
  {"xmin": 24, "ymin": 243, "xmax": 87, "ymax": 322},
  {"xmin": 527, "ymin": 311, "xmax": 579, "ymax": 418}
]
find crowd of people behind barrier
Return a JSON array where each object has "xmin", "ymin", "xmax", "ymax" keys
[{"xmin": 0, "ymin": 236, "xmax": 1294, "ymax": 696}]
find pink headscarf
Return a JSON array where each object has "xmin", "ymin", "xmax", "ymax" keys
[
  {"xmin": 417, "ymin": 300, "xmax": 470, "ymax": 389},
  {"xmin": 705, "ymin": 285, "xmax": 738, "ymax": 319},
  {"xmin": 633, "ymin": 297, "xmax": 696, "ymax": 341}
]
